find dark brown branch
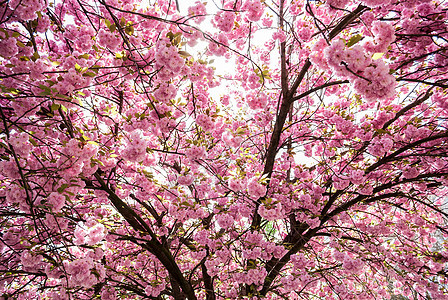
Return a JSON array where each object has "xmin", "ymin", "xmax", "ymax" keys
[
  {"xmin": 382, "ymin": 87, "xmax": 434, "ymax": 129},
  {"xmin": 93, "ymin": 173, "xmax": 197, "ymax": 300}
]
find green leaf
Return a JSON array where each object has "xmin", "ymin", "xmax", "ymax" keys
[
  {"xmin": 178, "ymin": 51, "xmax": 191, "ymax": 58},
  {"xmin": 39, "ymin": 84, "xmax": 51, "ymax": 92},
  {"xmin": 104, "ymin": 19, "xmax": 112, "ymax": 28},
  {"xmin": 120, "ymin": 17, "xmax": 126, "ymax": 27},
  {"xmin": 124, "ymin": 25, "xmax": 134, "ymax": 36},
  {"xmin": 29, "ymin": 138, "xmax": 38, "ymax": 146},
  {"xmin": 55, "ymin": 94, "xmax": 71, "ymax": 100},
  {"xmin": 346, "ymin": 34, "xmax": 363, "ymax": 48},
  {"xmin": 57, "ymin": 184, "xmax": 69, "ymax": 193},
  {"xmin": 50, "ymin": 103, "xmax": 60, "ymax": 112},
  {"xmin": 31, "ymin": 52, "xmax": 40, "ymax": 61},
  {"xmin": 372, "ymin": 53, "xmax": 384, "ymax": 60},
  {"xmin": 83, "ymin": 71, "xmax": 96, "ymax": 77}
]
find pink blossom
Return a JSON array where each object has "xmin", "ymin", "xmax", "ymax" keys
[
  {"xmin": 177, "ymin": 174, "xmax": 194, "ymax": 185},
  {"xmin": 258, "ymin": 202, "xmax": 286, "ymax": 221},
  {"xmin": 222, "ymin": 131, "xmax": 243, "ymax": 148},
  {"xmin": 361, "ymin": 0, "xmax": 391, "ymax": 8},
  {"xmin": 272, "ymin": 30, "xmax": 286, "ymax": 43},
  {"xmin": 97, "ymin": 29, "xmax": 121, "ymax": 50},
  {"xmin": 64, "ymin": 257, "xmax": 99, "ymax": 288},
  {"xmin": 327, "ymin": 0, "xmax": 349, "ymax": 8},
  {"xmin": 9, "ymin": 132, "xmax": 32, "ymax": 157},
  {"xmin": 47, "ymin": 192, "xmax": 65, "ymax": 213},
  {"xmin": 350, "ymin": 169, "xmax": 365, "ymax": 185},
  {"xmin": 216, "ymin": 214, "xmax": 234, "ymax": 229},
  {"xmin": 364, "ymin": 21, "xmax": 396, "ymax": 53},
  {"xmin": 403, "ymin": 167, "xmax": 419, "ymax": 179},
  {"xmin": 188, "ymin": 1, "xmax": 207, "ymax": 23},
  {"xmin": 21, "ymin": 251, "xmax": 43, "ymax": 271},
  {"xmin": 247, "ymin": 178, "xmax": 267, "ymax": 198},
  {"xmin": 185, "ymin": 145, "xmax": 206, "ymax": 160},
  {"xmin": 242, "ymin": 0, "xmax": 264, "ymax": 22},
  {"xmin": 196, "ymin": 114, "xmax": 215, "ymax": 131},
  {"xmin": 214, "ymin": 10, "xmax": 235, "ymax": 32},
  {"xmin": 305, "ymin": 217, "xmax": 320, "ymax": 229},
  {"xmin": 86, "ymin": 223, "xmax": 106, "ymax": 245}
]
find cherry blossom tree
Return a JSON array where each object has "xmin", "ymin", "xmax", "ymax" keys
[{"xmin": 1, "ymin": 0, "xmax": 448, "ymax": 299}]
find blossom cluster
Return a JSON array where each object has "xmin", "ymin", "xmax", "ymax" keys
[
  {"xmin": 246, "ymin": 177, "xmax": 267, "ymax": 198},
  {"xmin": 97, "ymin": 29, "xmax": 121, "ymax": 51},
  {"xmin": 242, "ymin": 0, "xmax": 264, "ymax": 22},
  {"xmin": 73, "ymin": 221, "xmax": 107, "ymax": 246},
  {"xmin": 364, "ymin": 21, "xmax": 396, "ymax": 53},
  {"xmin": 214, "ymin": 10, "xmax": 235, "ymax": 32},
  {"xmin": 196, "ymin": 114, "xmax": 215, "ymax": 132},
  {"xmin": 324, "ymin": 39, "xmax": 396, "ymax": 101},
  {"xmin": 8, "ymin": 0, "xmax": 45, "ymax": 21},
  {"xmin": 8, "ymin": 132, "xmax": 32, "ymax": 157},
  {"xmin": 63, "ymin": 256, "xmax": 106, "ymax": 288},
  {"xmin": 155, "ymin": 37, "xmax": 185, "ymax": 79},
  {"xmin": 258, "ymin": 202, "xmax": 286, "ymax": 221},
  {"xmin": 122, "ymin": 130, "xmax": 149, "ymax": 163},
  {"xmin": 188, "ymin": 1, "xmax": 207, "ymax": 23},
  {"xmin": 0, "ymin": 37, "xmax": 19, "ymax": 58}
]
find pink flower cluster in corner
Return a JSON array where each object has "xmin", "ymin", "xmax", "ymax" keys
[
  {"xmin": 8, "ymin": 0, "xmax": 45, "ymax": 21},
  {"xmin": 432, "ymin": 92, "xmax": 448, "ymax": 111}
]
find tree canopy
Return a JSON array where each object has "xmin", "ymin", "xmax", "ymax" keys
[{"xmin": 1, "ymin": 0, "xmax": 448, "ymax": 299}]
